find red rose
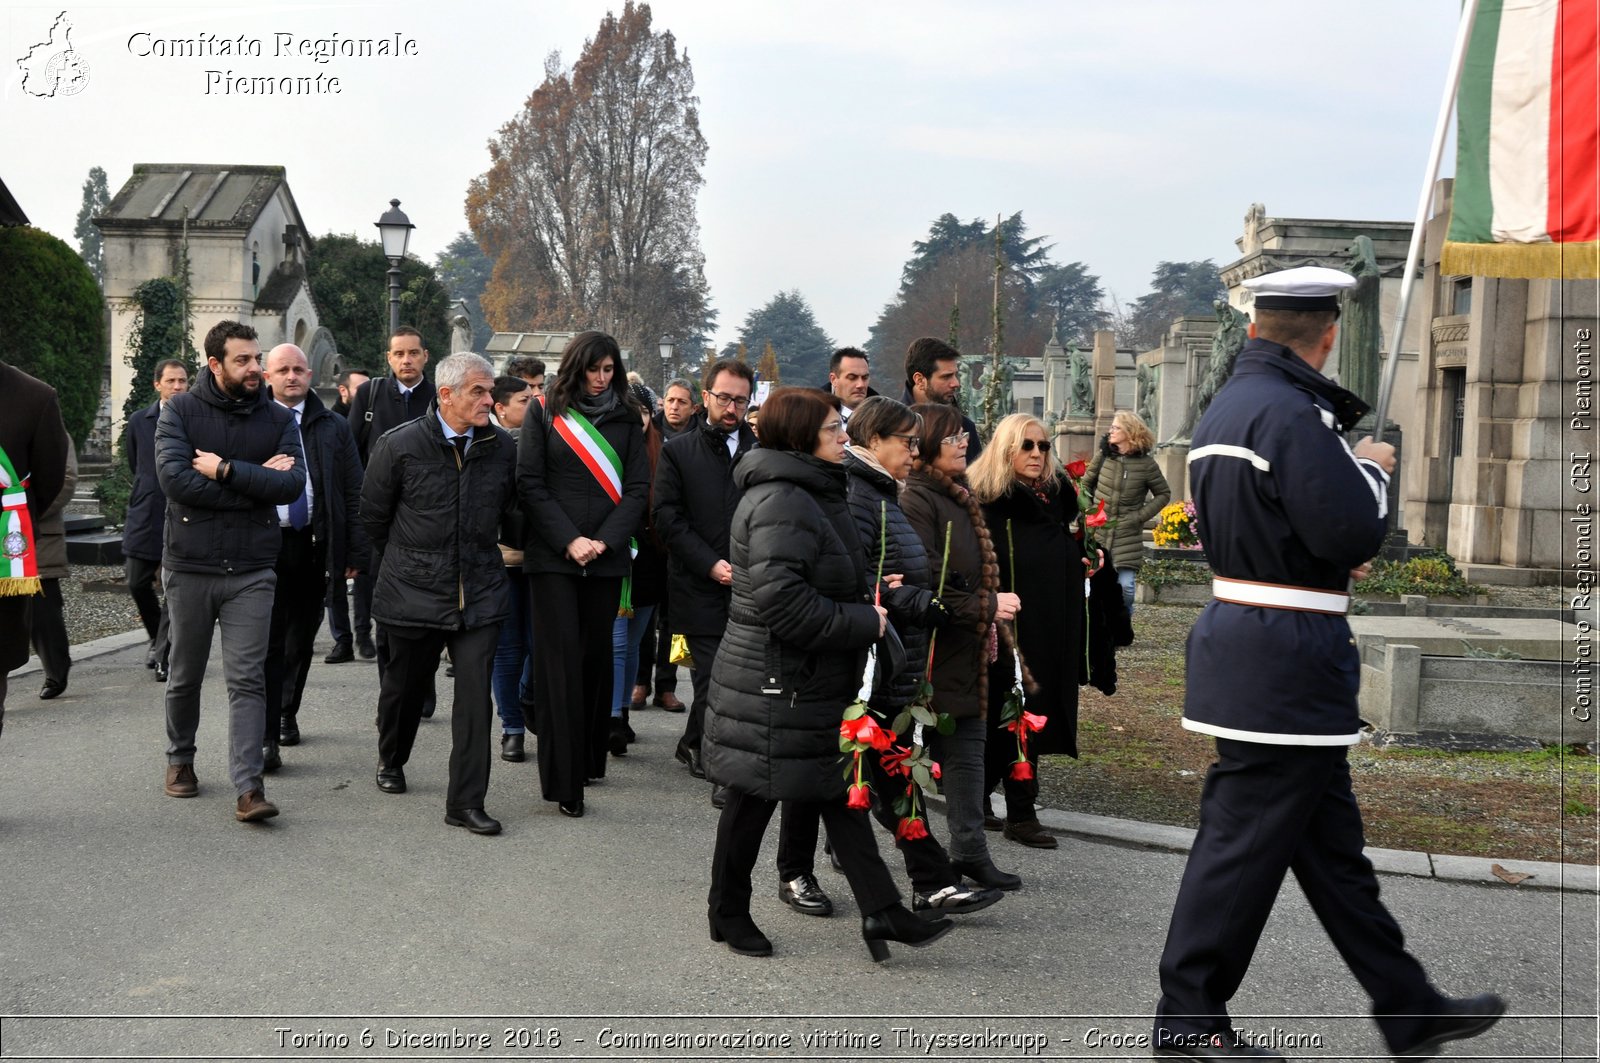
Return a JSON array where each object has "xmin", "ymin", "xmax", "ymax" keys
[
  {"xmin": 1066, "ymin": 459, "xmax": 1088, "ymax": 480},
  {"xmin": 846, "ymin": 783, "xmax": 872, "ymax": 809},
  {"xmin": 1085, "ymin": 498, "xmax": 1109, "ymax": 528},
  {"xmin": 895, "ymin": 816, "xmax": 930, "ymax": 841},
  {"xmin": 930, "ymin": 761, "xmax": 942, "ymax": 780},
  {"xmin": 1009, "ymin": 759, "xmax": 1034, "ymax": 781},
  {"xmin": 1021, "ymin": 711, "xmax": 1049, "ymax": 733}
]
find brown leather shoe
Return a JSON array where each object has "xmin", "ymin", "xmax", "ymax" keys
[
  {"xmin": 630, "ymin": 684, "xmax": 648, "ymax": 710},
  {"xmin": 653, "ymin": 691, "xmax": 686, "ymax": 712},
  {"xmin": 1003, "ymin": 818, "xmax": 1058, "ymax": 849},
  {"xmin": 164, "ymin": 763, "xmax": 198, "ymax": 798},
  {"xmin": 235, "ymin": 790, "xmax": 279, "ymax": 822}
]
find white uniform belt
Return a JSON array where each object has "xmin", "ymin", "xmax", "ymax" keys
[{"xmin": 1211, "ymin": 577, "xmax": 1349, "ymax": 615}]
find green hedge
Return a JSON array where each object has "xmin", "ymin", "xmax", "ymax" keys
[{"xmin": 0, "ymin": 226, "xmax": 106, "ymax": 447}]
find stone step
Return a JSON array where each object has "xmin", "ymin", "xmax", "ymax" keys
[{"xmin": 66, "ymin": 532, "xmax": 123, "ymax": 566}]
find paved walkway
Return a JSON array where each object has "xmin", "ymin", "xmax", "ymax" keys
[{"xmin": 1, "ymin": 630, "xmax": 1594, "ymax": 1060}]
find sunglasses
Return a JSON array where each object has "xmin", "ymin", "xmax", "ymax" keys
[{"xmin": 1020, "ymin": 439, "xmax": 1052, "ymax": 453}]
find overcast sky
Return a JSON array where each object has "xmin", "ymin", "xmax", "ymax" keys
[{"xmin": 2, "ymin": 0, "xmax": 1459, "ymax": 349}]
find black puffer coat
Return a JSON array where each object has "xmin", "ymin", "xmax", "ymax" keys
[
  {"xmin": 900, "ymin": 468, "xmax": 996, "ymax": 719},
  {"xmin": 361, "ymin": 408, "xmax": 517, "ymax": 631},
  {"xmin": 844, "ymin": 452, "xmax": 935, "ymax": 713},
  {"xmin": 156, "ymin": 370, "xmax": 305, "ymax": 575},
  {"xmin": 704, "ymin": 450, "xmax": 881, "ymax": 801}
]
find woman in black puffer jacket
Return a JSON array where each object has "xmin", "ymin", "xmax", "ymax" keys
[
  {"xmin": 704, "ymin": 388, "xmax": 955, "ymax": 962},
  {"xmin": 843, "ymin": 397, "xmax": 1001, "ymax": 917}
]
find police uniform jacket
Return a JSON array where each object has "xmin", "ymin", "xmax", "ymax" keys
[{"xmin": 1182, "ymin": 337, "xmax": 1389, "ymax": 745}]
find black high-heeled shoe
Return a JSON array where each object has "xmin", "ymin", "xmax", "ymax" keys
[
  {"xmin": 709, "ymin": 913, "xmax": 772, "ymax": 956},
  {"xmin": 861, "ymin": 902, "xmax": 953, "ymax": 962}
]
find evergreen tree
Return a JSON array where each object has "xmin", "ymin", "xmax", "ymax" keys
[
  {"xmin": 74, "ymin": 165, "xmax": 110, "ymax": 286},
  {"xmin": 722, "ymin": 290, "xmax": 834, "ymax": 385},
  {"xmin": 1123, "ymin": 260, "xmax": 1226, "ymax": 351},
  {"xmin": 434, "ymin": 231, "xmax": 495, "ymax": 351}
]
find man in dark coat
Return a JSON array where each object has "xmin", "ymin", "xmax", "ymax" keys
[
  {"xmin": 1152, "ymin": 267, "xmax": 1504, "ymax": 1060},
  {"xmin": 362, "ymin": 352, "xmax": 516, "ymax": 835},
  {"xmin": 323, "ymin": 368, "xmax": 370, "ymax": 662},
  {"xmin": 123, "ymin": 359, "xmax": 189, "ymax": 679},
  {"xmin": 0, "ymin": 360, "xmax": 69, "ymax": 735},
  {"xmin": 156, "ymin": 320, "xmax": 304, "ymax": 823},
  {"xmin": 260, "ymin": 344, "xmax": 369, "ymax": 769},
  {"xmin": 346, "ymin": 326, "xmax": 434, "ymax": 664},
  {"xmin": 652, "ymin": 359, "xmax": 757, "ymax": 779}
]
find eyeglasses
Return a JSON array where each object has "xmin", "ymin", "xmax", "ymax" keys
[
  {"xmin": 706, "ymin": 391, "xmax": 751, "ymax": 409},
  {"xmin": 941, "ymin": 431, "xmax": 970, "ymax": 447},
  {"xmin": 821, "ymin": 420, "xmax": 845, "ymax": 435},
  {"xmin": 1020, "ymin": 438, "xmax": 1052, "ymax": 453},
  {"xmin": 886, "ymin": 432, "xmax": 920, "ymax": 452}
]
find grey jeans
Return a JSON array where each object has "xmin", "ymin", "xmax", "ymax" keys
[
  {"xmin": 928, "ymin": 715, "xmax": 992, "ymax": 863},
  {"xmin": 163, "ymin": 566, "xmax": 276, "ymax": 797}
]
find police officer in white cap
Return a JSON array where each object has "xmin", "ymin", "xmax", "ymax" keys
[{"xmin": 1151, "ymin": 267, "xmax": 1506, "ymax": 1060}]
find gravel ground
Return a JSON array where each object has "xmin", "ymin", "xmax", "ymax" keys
[{"xmin": 63, "ymin": 564, "xmax": 148, "ymax": 645}]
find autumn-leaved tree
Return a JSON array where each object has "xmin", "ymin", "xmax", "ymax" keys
[
  {"xmin": 756, "ymin": 342, "xmax": 781, "ymax": 386},
  {"xmin": 466, "ymin": 1, "xmax": 714, "ymax": 384}
]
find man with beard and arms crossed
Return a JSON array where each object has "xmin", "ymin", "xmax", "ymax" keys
[
  {"xmin": 124, "ymin": 359, "xmax": 188, "ymax": 681},
  {"xmin": 902, "ymin": 337, "xmax": 983, "ymax": 461},
  {"xmin": 157, "ymin": 321, "xmax": 303, "ymax": 823},
  {"xmin": 363, "ymin": 353, "xmax": 517, "ymax": 835},
  {"xmin": 260, "ymin": 344, "xmax": 368, "ymax": 768},
  {"xmin": 1151, "ymin": 267, "xmax": 1504, "ymax": 1060}
]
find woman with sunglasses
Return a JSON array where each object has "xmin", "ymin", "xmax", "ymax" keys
[
  {"xmin": 703, "ymin": 387, "xmax": 954, "ymax": 961},
  {"xmin": 899, "ymin": 404, "xmax": 1023, "ymax": 892},
  {"xmin": 968, "ymin": 414, "xmax": 1096, "ymax": 852},
  {"xmin": 1083, "ymin": 410, "xmax": 1170, "ymax": 618}
]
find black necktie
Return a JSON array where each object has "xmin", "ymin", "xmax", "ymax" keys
[
  {"xmin": 400, "ymin": 388, "xmax": 412, "ymax": 418},
  {"xmin": 452, "ymin": 434, "xmax": 469, "ymax": 463}
]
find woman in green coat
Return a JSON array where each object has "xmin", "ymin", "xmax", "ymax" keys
[{"xmin": 1084, "ymin": 411, "xmax": 1170, "ymax": 616}]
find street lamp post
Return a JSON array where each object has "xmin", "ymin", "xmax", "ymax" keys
[
  {"xmin": 374, "ymin": 198, "xmax": 415, "ymax": 335},
  {"xmin": 658, "ymin": 336, "xmax": 675, "ymax": 395}
]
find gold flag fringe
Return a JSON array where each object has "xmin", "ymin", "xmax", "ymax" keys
[
  {"xmin": 0, "ymin": 576, "xmax": 42, "ymax": 597},
  {"xmin": 1441, "ymin": 239, "xmax": 1600, "ymax": 280}
]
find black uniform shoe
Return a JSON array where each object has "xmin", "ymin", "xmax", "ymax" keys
[
  {"xmin": 501, "ymin": 733, "xmax": 525, "ymax": 762},
  {"xmin": 376, "ymin": 766, "xmax": 407, "ymax": 793},
  {"xmin": 608, "ymin": 716, "xmax": 630, "ymax": 756},
  {"xmin": 324, "ymin": 643, "xmax": 354, "ymax": 664},
  {"xmin": 778, "ymin": 873, "xmax": 834, "ymax": 917},
  {"xmin": 39, "ymin": 678, "xmax": 66, "ymax": 700},
  {"xmin": 357, "ymin": 636, "xmax": 377, "ymax": 659},
  {"xmin": 279, "ymin": 717, "xmax": 300, "ymax": 746},
  {"xmin": 445, "ymin": 808, "xmax": 502, "ymax": 834},
  {"xmin": 154, "ymin": 661, "xmax": 169, "ymax": 682},
  {"xmin": 262, "ymin": 741, "xmax": 282, "ymax": 773},
  {"xmin": 1391, "ymin": 993, "xmax": 1507, "ymax": 1060}
]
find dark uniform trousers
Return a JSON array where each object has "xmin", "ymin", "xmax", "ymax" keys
[
  {"xmin": 529, "ymin": 572, "xmax": 621, "ymax": 802},
  {"xmin": 709, "ymin": 789, "xmax": 898, "ymax": 920},
  {"xmin": 264, "ymin": 527, "xmax": 327, "ymax": 739},
  {"xmin": 376, "ymin": 622, "xmax": 500, "ymax": 812},
  {"xmin": 1156, "ymin": 738, "xmax": 1444, "ymax": 1051},
  {"xmin": 125, "ymin": 555, "xmax": 171, "ymax": 665}
]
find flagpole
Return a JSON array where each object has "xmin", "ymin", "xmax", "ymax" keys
[{"xmin": 1372, "ymin": 0, "xmax": 1482, "ymax": 442}]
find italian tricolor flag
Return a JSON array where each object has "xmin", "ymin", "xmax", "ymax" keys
[{"xmin": 1442, "ymin": 0, "xmax": 1599, "ymax": 279}]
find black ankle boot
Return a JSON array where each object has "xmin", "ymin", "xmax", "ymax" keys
[
  {"xmin": 951, "ymin": 856, "xmax": 1022, "ymax": 891},
  {"xmin": 861, "ymin": 902, "xmax": 953, "ymax": 962},
  {"xmin": 709, "ymin": 912, "xmax": 772, "ymax": 956}
]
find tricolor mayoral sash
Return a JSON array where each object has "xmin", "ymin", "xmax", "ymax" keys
[
  {"xmin": 541, "ymin": 398, "xmax": 638, "ymax": 615},
  {"xmin": 0, "ymin": 444, "xmax": 40, "ymax": 596}
]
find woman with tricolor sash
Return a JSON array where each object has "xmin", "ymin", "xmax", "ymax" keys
[{"xmin": 517, "ymin": 332, "xmax": 650, "ymax": 818}]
